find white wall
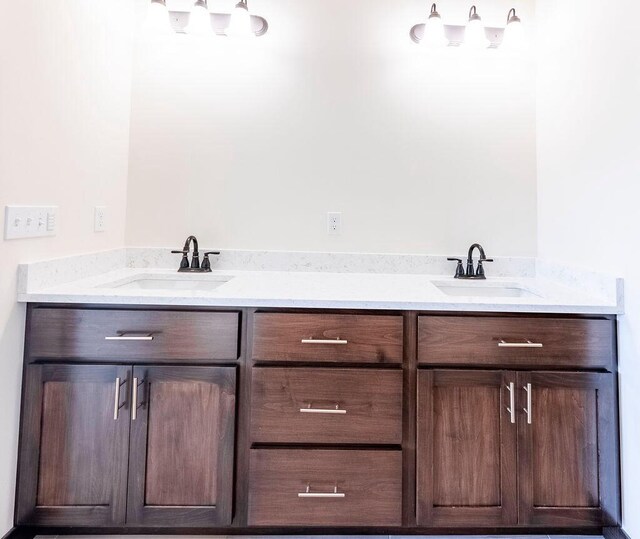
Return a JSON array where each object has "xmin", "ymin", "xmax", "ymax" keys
[
  {"xmin": 0, "ymin": 1, "xmax": 135, "ymax": 533},
  {"xmin": 536, "ymin": 0, "xmax": 640, "ymax": 535},
  {"xmin": 126, "ymin": 0, "xmax": 538, "ymax": 256}
]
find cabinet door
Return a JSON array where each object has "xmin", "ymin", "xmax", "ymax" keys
[
  {"xmin": 127, "ymin": 366, "xmax": 236, "ymax": 526},
  {"xmin": 517, "ymin": 372, "xmax": 620, "ymax": 526},
  {"xmin": 16, "ymin": 364, "xmax": 131, "ymax": 526},
  {"xmin": 417, "ymin": 370, "xmax": 517, "ymax": 526}
]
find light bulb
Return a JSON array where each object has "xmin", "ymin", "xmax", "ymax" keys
[
  {"xmin": 502, "ymin": 8, "xmax": 524, "ymax": 50},
  {"xmin": 464, "ymin": 6, "xmax": 490, "ymax": 50},
  {"xmin": 143, "ymin": 0, "xmax": 172, "ymax": 36},
  {"xmin": 423, "ymin": 3, "xmax": 448, "ymax": 48},
  {"xmin": 228, "ymin": 0, "xmax": 254, "ymax": 39},
  {"xmin": 187, "ymin": 0, "xmax": 212, "ymax": 36}
]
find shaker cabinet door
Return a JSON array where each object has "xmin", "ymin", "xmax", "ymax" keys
[
  {"xmin": 16, "ymin": 364, "xmax": 132, "ymax": 526},
  {"xmin": 417, "ymin": 370, "xmax": 518, "ymax": 527},
  {"xmin": 126, "ymin": 366, "xmax": 236, "ymax": 526},
  {"xmin": 517, "ymin": 371, "xmax": 620, "ymax": 527}
]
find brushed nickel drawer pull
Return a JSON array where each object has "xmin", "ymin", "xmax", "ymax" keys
[
  {"xmin": 498, "ymin": 339, "xmax": 543, "ymax": 348},
  {"xmin": 113, "ymin": 376, "xmax": 125, "ymax": 421},
  {"xmin": 132, "ymin": 377, "xmax": 140, "ymax": 421},
  {"xmin": 105, "ymin": 332, "xmax": 154, "ymax": 341},
  {"xmin": 301, "ymin": 337, "xmax": 348, "ymax": 345},
  {"xmin": 506, "ymin": 382, "xmax": 516, "ymax": 424},
  {"xmin": 523, "ymin": 383, "xmax": 532, "ymax": 424},
  {"xmin": 298, "ymin": 485, "xmax": 345, "ymax": 498},
  {"xmin": 300, "ymin": 404, "xmax": 347, "ymax": 415}
]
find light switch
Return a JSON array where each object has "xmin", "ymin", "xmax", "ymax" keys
[{"xmin": 4, "ymin": 206, "xmax": 57, "ymax": 240}]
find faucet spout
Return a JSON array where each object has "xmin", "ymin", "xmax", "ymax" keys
[
  {"xmin": 183, "ymin": 236, "xmax": 200, "ymax": 269},
  {"xmin": 466, "ymin": 243, "xmax": 486, "ymax": 277}
]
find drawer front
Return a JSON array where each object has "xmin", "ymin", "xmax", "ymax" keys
[
  {"xmin": 30, "ymin": 308, "xmax": 240, "ymax": 361},
  {"xmin": 250, "ymin": 368, "xmax": 402, "ymax": 444},
  {"xmin": 251, "ymin": 313, "xmax": 403, "ymax": 364},
  {"xmin": 418, "ymin": 315, "xmax": 615, "ymax": 370},
  {"xmin": 248, "ymin": 449, "xmax": 402, "ymax": 527}
]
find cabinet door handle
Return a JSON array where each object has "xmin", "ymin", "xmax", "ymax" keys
[
  {"xmin": 523, "ymin": 383, "xmax": 532, "ymax": 424},
  {"xmin": 299, "ymin": 404, "xmax": 347, "ymax": 415},
  {"xmin": 298, "ymin": 485, "xmax": 345, "ymax": 498},
  {"xmin": 113, "ymin": 377, "xmax": 126, "ymax": 420},
  {"xmin": 105, "ymin": 332, "xmax": 154, "ymax": 341},
  {"xmin": 301, "ymin": 338, "xmax": 348, "ymax": 345},
  {"xmin": 132, "ymin": 377, "xmax": 140, "ymax": 421},
  {"xmin": 506, "ymin": 382, "xmax": 516, "ymax": 424},
  {"xmin": 498, "ymin": 339, "xmax": 543, "ymax": 348}
]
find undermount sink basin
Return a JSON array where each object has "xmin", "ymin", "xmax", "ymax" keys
[
  {"xmin": 433, "ymin": 281, "xmax": 541, "ymax": 299},
  {"xmin": 108, "ymin": 275, "xmax": 234, "ymax": 292}
]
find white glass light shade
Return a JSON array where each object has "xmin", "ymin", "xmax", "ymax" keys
[
  {"xmin": 144, "ymin": 0, "xmax": 172, "ymax": 36},
  {"xmin": 423, "ymin": 11, "xmax": 447, "ymax": 48},
  {"xmin": 502, "ymin": 10, "xmax": 524, "ymax": 50},
  {"xmin": 464, "ymin": 6, "xmax": 490, "ymax": 49},
  {"xmin": 228, "ymin": 2, "xmax": 254, "ymax": 39},
  {"xmin": 187, "ymin": 0, "xmax": 212, "ymax": 36}
]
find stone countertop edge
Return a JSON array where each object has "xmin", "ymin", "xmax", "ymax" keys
[{"xmin": 16, "ymin": 248, "xmax": 623, "ymax": 315}]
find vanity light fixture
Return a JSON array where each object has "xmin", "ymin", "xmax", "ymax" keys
[
  {"xmin": 409, "ymin": 3, "xmax": 524, "ymax": 50},
  {"xmin": 186, "ymin": 0, "xmax": 213, "ymax": 36},
  {"xmin": 143, "ymin": 0, "xmax": 172, "ymax": 35},
  {"xmin": 227, "ymin": 0, "xmax": 255, "ymax": 39},
  {"xmin": 423, "ymin": 4, "xmax": 448, "ymax": 48},
  {"xmin": 502, "ymin": 8, "xmax": 524, "ymax": 50},
  {"xmin": 464, "ymin": 5, "xmax": 490, "ymax": 49},
  {"xmin": 143, "ymin": 0, "xmax": 269, "ymax": 38}
]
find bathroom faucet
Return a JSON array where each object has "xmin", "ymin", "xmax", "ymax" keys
[
  {"xmin": 447, "ymin": 243, "xmax": 493, "ymax": 279},
  {"xmin": 171, "ymin": 236, "xmax": 220, "ymax": 273}
]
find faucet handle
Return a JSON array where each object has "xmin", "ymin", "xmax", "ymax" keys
[
  {"xmin": 171, "ymin": 249, "xmax": 190, "ymax": 270},
  {"xmin": 201, "ymin": 251, "xmax": 221, "ymax": 272},
  {"xmin": 447, "ymin": 258, "xmax": 466, "ymax": 279},
  {"xmin": 476, "ymin": 258, "xmax": 493, "ymax": 278}
]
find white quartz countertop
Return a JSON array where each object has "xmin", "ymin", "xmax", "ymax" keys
[{"xmin": 16, "ymin": 250, "xmax": 624, "ymax": 314}]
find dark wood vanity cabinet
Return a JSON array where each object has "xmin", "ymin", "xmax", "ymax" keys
[
  {"xmin": 16, "ymin": 364, "xmax": 131, "ymax": 526},
  {"xmin": 16, "ymin": 317, "xmax": 237, "ymax": 528},
  {"xmin": 15, "ymin": 306, "xmax": 620, "ymax": 533},
  {"xmin": 417, "ymin": 370, "xmax": 518, "ymax": 527},
  {"xmin": 417, "ymin": 369, "xmax": 619, "ymax": 529},
  {"xmin": 126, "ymin": 366, "xmax": 236, "ymax": 526}
]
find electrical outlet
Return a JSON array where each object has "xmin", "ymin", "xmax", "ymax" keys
[
  {"xmin": 327, "ymin": 212, "xmax": 342, "ymax": 235},
  {"xmin": 4, "ymin": 206, "xmax": 57, "ymax": 240},
  {"xmin": 94, "ymin": 206, "xmax": 107, "ymax": 232}
]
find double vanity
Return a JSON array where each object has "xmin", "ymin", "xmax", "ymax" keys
[{"xmin": 12, "ymin": 245, "xmax": 623, "ymax": 535}]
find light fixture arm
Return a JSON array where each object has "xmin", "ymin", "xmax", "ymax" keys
[
  {"xmin": 507, "ymin": 8, "xmax": 521, "ymax": 25},
  {"xmin": 468, "ymin": 5, "xmax": 480, "ymax": 22}
]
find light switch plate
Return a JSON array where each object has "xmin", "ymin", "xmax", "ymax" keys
[{"xmin": 4, "ymin": 206, "xmax": 57, "ymax": 240}]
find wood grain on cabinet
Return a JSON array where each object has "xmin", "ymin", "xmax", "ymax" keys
[
  {"xmin": 517, "ymin": 371, "xmax": 620, "ymax": 527},
  {"xmin": 126, "ymin": 366, "xmax": 236, "ymax": 526},
  {"xmin": 247, "ymin": 449, "xmax": 402, "ymax": 527},
  {"xmin": 29, "ymin": 308, "xmax": 240, "ymax": 361},
  {"xmin": 251, "ymin": 313, "xmax": 403, "ymax": 364},
  {"xmin": 250, "ymin": 367, "xmax": 402, "ymax": 444},
  {"xmin": 418, "ymin": 316, "xmax": 615, "ymax": 370},
  {"xmin": 16, "ymin": 364, "xmax": 131, "ymax": 526},
  {"xmin": 417, "ymin": 370, "xmax": 518, "ymax": 527}
]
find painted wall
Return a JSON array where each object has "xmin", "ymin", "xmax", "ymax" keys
[
  {"xmin": 0, "ymin": 1, "xmax": 135, "ymax": 532},
  {"xmin": 126, "ymin": 0, "xmax": 538, "ymax": 256},
  {"xmin": 536, "ymin": 0, "xmax": 640, "ymax": 535}
]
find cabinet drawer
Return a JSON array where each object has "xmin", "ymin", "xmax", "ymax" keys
[
  {"xmin": 248, "ymin": 449, "xmax": 402, "ymax": 526},
  {"xmin": 250, "ymin": 368, "xmax": 402, "ymax": 444},
  {"xmin": 30, "ymin": 308, "xmax": 240, "ymax": 361},
  {"xmin": 418, "ymin": 315, "xmax": 615, "ymax": 370},
  {"xmin": 251, "ymin": 313, "xmax": 403, "ymax": 364}
]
